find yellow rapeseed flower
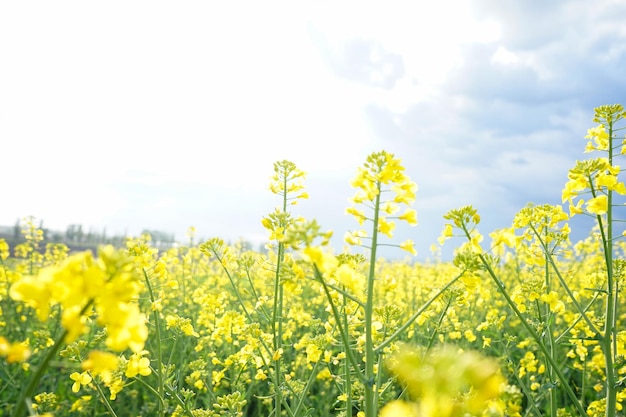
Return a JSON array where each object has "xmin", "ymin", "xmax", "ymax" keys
[
  {"xmin": 0, "ymin": 239, "xmax": 9, "ymax": 260},
  {"xmin": 306, "ymin": 343, "xmax": 323, "ymax": 363},
  {"xmin": 387, "ymin": 345, "xmax": 504, "ymax": 417},
  {"xmin": 347, "ymin": 152, "xmax": 418, "ymax": 234},
  {"xmin": 489, "ymin": 228, "xmax": 517, "ymax": 249},
  {"xmin": 382, "ymin": 201, "xmax": 400, "ymax": 215},
  {"xmin": 0, "ymin": 337, "xmax": 31, "ymax": 363},
  {"xmin": 61, "ymin": 307, "xmax": 89, "ymax": 343},
  {"xmin": 392, "ymin": 181, "xmax": 418, "ymax": 204},
  {"xmin": 438, "ymin": 224, "xmax": 454, "ymax": 245},
  {"xmin": 9, "ymin": 273, "xmax": 54, "ymax": 322},
  {"xmin": 398, "ymin": 208, "xmax": 418, "ymax": 226},
  {"xmin": 585, "ymin": 124, "xmax": 610, "ymax": 151},
  {"xmin": 335, "ymin": 264, "xmax": 361, "ymax": 292},
  {"xmin": 344, "ymin": 230, "xmax": 367, "ymax": 246},
  {"xmin": 70, "ymin": 371, "xmax": 92, "ymax": 393},
  {"xmin": 126, "ymin": 350, "xmax": 152, "ymax": 378},
  {"xmin": 82, "ymin": 350, "xmax": 119, "ymax": 384},
  {"xmin": 379, "ymin": 400, "xmax": 418, "ymax": 417},
  {"xmin": 399, "ymin": 240, "xmax": 417, "ymax": 256},
  {"xmin": 540, "ymin": 291, "xmax": 565, "ymax": 314},
  {"xmin": 377, "ymin": 217, "xmax": 395, "ymax": 238},
  {"xmin": 587, "ymin": 195, "xmax": 608, "ymax": 215},
  {"xmin": 345, "ymin": 207, "xmax": 367, "ymax": 225},
  {"xmin": 316, "ymin": 368, "xmax": 332, "ymax": 380},
  {"xmin": 70, "ymin": 395, "xmax": 93, "ymax": 412},
  {"xmin": 302, "ymin": 246, "xmax": 337, "ymax": 274}
]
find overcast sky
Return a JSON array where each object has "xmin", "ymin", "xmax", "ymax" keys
[{"xmin": 1, "ymin": 1, "xmax": 626, "ymax": 259}]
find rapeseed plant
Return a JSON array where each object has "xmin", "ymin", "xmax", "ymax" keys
[{"xmin": 7, "ymin": 238, "xmax": 150, "ymax": 416}]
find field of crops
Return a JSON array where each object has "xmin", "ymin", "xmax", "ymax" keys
[{"xmin": 2, "ymin": 104, "xmax": 626, "ymax": 417}]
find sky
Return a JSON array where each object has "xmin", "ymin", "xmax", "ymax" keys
[{"xmin": 1, "ymin": 0, "xmax": 626, "ymax": 260}]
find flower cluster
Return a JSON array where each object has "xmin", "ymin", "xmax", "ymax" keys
[
  {"xmin": 563, "ymin": 105, "xmax": 626, "ymax": 218},
  {"xmin": 345, "ymin": 150, "xmax": 418, "ymax": 255},
  {"xmin": 9, "ymin": 245, "xmax": 148, "ymax": 352},
  {"xmin": 383, "ymin": 344, "xmax": 504, "ymax": 417}
]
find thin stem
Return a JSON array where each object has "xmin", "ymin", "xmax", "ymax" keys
[
  {"xmin": 313, "ymin": 266, "xmax": 365, "ymax": 382},
  {"xmin": 92, "ymin": 374, "xmax": 120, "ymax": 417},
  {"xmin": 530, "ymin": 225, "xmax": 602, "ymax": 338},
  {"xmin": 602, "ymin": 118, "xmax": 617, "ymax": 417},
  {"xmin": 135, "ymin": 373, "xmax": 164, "ymax": 400},
  {"xmin": 458, "ymin": 221, "xmax": 586, "ymax": 416},
  {"xmin": 342, "ymin": 292, "xmax": 353, "ymax": 416},
  {"xmin": 271, "ymin": 241, "xmax": 285, "ymax": 417},
  {"xmin": 12, "ymin": 300, "xmax": 93, "ymax": 417},
  {"xmin": 289, "ymin": 360, "xmax": 321, "ymax": 417},
  {"xmin": 543, "ymin": 239, "xmax": 558, "ymax": 417},
  {"xmin": 213, "ymin": 249, "xmax": 253, "ymax": 320},
  {"xmin": 375, "ymin": 270, "xmax": 465, "ymax": 353},
  {"xmin": 143, "ymin": 268, "xmax": 165, "ymax": 417},
  {"xmin": 322, "ymin": 281, "xmax": 366, "ymax": 308},
  {"xmin": 270, "ymin": 171, "xmax": 289, "ymax": 417},
  {"xmin": 478, "ymin": 253, "xmax": 587, "ymax": 416},
  {"xmin": 364, "ymin": 183, "xmax": 381, "ymax": 417},
  {"xmin": 424, "ymin": 297, "xmax": 452, "ymax": 354}
]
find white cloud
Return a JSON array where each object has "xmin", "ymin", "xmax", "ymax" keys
[{"xmin": 491, "ymin": 46, "xmax": 519, "ymax": 65}]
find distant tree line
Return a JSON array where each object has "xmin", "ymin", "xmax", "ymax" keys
[
  {"xmin": 0, "ymin": 218, "xmax": 263, "ymax": 254},
  {"xmin": 0, "ymin": 219, "xmax": 176, "ymax": 253}
]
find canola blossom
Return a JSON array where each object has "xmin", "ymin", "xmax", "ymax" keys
[{"xmin": 2, "ymin": 105, "xmax": 626, "ymax": 417}]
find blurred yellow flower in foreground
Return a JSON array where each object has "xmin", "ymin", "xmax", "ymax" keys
[{"xmin": 386, "ymin": 344, "xmax": 504, "ymax": 417}]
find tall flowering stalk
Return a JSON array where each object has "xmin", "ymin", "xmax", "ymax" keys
[
  {"xmin": 304, "ymin": 151, "xmax": 473, "ymax": 416},
  {"xmin": 562, "ymin": 104, "xmax": 626, "ymax": 417},
  {"xmin": 301, "ymin": 151, "xmax": 472, "ymax": 417},
  {"xmin": 344, "ymin": 151, "xmax": 417, "ymax": 417},
  {"xmin": 439, "ymin": 205, "xmax": 588, "ymax": 416},
  {"xmin": 261, "ymin": 160, "xmax": 308, "ymax": 416},
  {"xmin": 440, "ymin": 104, "xmax": 626, "ymax": 417}
]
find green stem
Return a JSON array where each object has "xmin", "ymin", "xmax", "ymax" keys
[
  {"xmin": 143, "ymin": 268, "xmax": 165, "ymax": 417},
  {"xmin": 289, "ymin": 359, "xmax": 320, "ymax": 417},
  {"xmin": 531, "ymin": 224, "xmax": 602, "ymax": 337},
  {"xmin": 602, "ymin": 119, "xmax": 617, "ymax": 417},
  {"xmin": 543, "ymin": 240, "xmax": 557, "ymax": 417},
  {"xmin": 478, "ymin": 253, "xmax": 587, "ymax": 416},
  {"xmin": 364, "ymin": 183, "xmax": 381, "ymax": 417},
  {"xmin": 92, "ymin": 374, "xmax": 120, "ymax": 417},
  {"xmin": 554, "ymin": 293, "xmax": 601, "ymax": 345},
  {"xmin": 321, "ymin": 281, "xmax": 365, "ymax": 307},
  {"xmin": 506, "ymin": 357, "xmax": 544, "ymax": 417},
  {"xmin": 162, "ymin": 384, "xmax": 195, "ymax": 417},
  {"xmin": 272, "ymin": 241, "xmax": 284, "ymax": 417},
  {"xmin": 375, "ymin": 270, "xmax": 465, "ymax": 353},
  {"xmin": 271, "ymin": 172, "xmax": 289, "ymax": 417},
  {"xmin": 424, "ymin": 297, "xmax": 452, "ymax": 354},
  {"xmin": 313, "ymin": 266, "xmax": 364, "ymax": 382},
  {"xmin": 137, "ymin": 374, "xmax": 198, "ymax": 417},
  {"xmin": 213, "ymin": 250, "xmax": 253, "ymax": 321},
  {"xmin": 342, "ymin": 293, "xmax": 353, "ymax": 416},
  {"xmin": 12, "ymin": 301, "xmax": 93, "ymax": 417},
  {"xmin": 135, "ymin": 373, "xmax": 164, "ymax": 399},
  {"xmin": 244, "ymin": 265, "xmax": 271, "ymax": 322},
  {"xmin": 460, "ymin": 219, "xmax": 585, "ymax": 415}
]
